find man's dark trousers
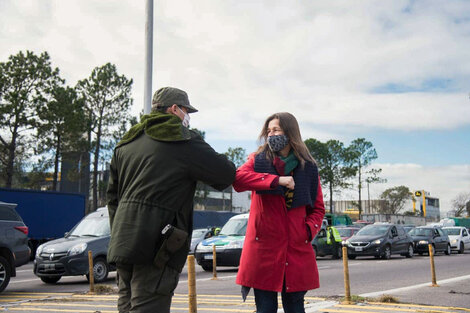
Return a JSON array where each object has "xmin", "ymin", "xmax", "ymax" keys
[{"xmin": 116, "ymin": 263, "xmax": 180, "ymax": 313}]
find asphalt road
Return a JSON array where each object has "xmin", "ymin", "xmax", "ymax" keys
[{"xmin": 5, "ymin": 250, "xmax": 470, "ymax": 309}]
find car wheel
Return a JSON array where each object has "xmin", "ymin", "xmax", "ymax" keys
[
  {"xmin": 313, "ymin": 246, "xmax": 318, "ymax": 259},
  {"xmin": 458, "ymin": 242, "xmax": 464, "ymax": 254},
  {"xmin": 333, "ymin": 246, "xmax": 342, "ymax": 259},
  {"xmin": 382, "ymin": 245, "xmax": 391, "ymax": 260},
  {"xmin": 201, "ymin": 264, "xmax": 213, "ymax": 272},
  {"xmin": 445, "ymin": 244, "xmax": 451, "ymax": 255},
  {"xmin": 347, "ymin": 255, "xmax": 356, "ymax": 260},
  {"xmin": 406, "ymin": 244, "xmax": 414, "ymax": 258},
  {"xmin": 0, "ymin": 256, "xmax": 12, "ymax": 292},
  {"xmin": 418, "ymin": 252, "xmax": 423, "ymax": 256},
  {"xmin": 40, "ymin": 276, "xmax": 61, "ymax": 284},
  {"xmin": 86, "ymin": 257, "xmax": 109, "ymax": 283}
]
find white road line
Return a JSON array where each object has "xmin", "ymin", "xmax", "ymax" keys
[
  {"xmin": 359, "ymin": 274, "xmax": 470, "ymax": 297},
  {"xmin": 179, "ymin": 274, "xmax": 238, "ymax": 283},
  {"xmin": 10, "ymin": 276, "xmax": 84, "ymax": 284}
]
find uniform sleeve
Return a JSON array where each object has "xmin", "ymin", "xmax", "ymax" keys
[
  {"xmin": 305, "ymin": 175, "xmax": 326, "ymax": 240},
  {"xmin": 106, "ymin": 152, "xmax": 119, "ymax": 230},
  {"xmin": 188, "ymin": 136, "xmax": 236, "ymax": 191},
  {"xmin": 232, "ymin": 153, "xmax": 279, "ymax": 192}
]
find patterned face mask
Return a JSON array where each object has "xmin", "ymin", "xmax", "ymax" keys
[{"xmin": 267, "ymin": 135, "xmax": 289, "ymax": 152}]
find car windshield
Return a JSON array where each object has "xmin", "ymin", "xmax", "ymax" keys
[
  {"xmin": 192, "ymin": 229, "xmax": 208, "ymax": 239},
  {"xmin": 356, "ymin": 225, "xmax": 389, "ymax": 236},
  {"xmin": 337, "ymin": 228, "xmax": 355, "ymax": 237},
  {"xmin": 409, "ymin": 228, "xmax": 432, "ymax": 237},
  {"xmin": 444, "ymin": 228, "xmax": 461, "ymax": 236},
  {"xmin": 219, "ymin": 218, "xmax": 247, "ymax": 236},
  {"xmin": 69, "ymin": 216, "xmax": 110, "ymax": 237}
]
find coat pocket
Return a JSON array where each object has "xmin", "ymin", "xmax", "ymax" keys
[{"xmin": 155, "ymin": 265, "xmax": 180, "ymax": 296}]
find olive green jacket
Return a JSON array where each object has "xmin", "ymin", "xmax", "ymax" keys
[{"xmin": 106, "ymin": 112, "xmax": 235, "ymax": 271}]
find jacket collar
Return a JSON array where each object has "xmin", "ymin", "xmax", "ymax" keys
[{"xmin": 117, "ymin": 112, "xmax": 191, "ymax": 147}]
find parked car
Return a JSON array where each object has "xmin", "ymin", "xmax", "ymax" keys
[
  {"xmin": 344, "ymin": 223, "xmax": 414, "ymax": 259},
  {"xmin": 403, "ymin": 224, "xmax": 416, "ymax": 233},
  {"xmin": 312, "ymin": 228, "xmax": 343, "ymax": 259},
  {"xmin": 443, "ymin": 226, "xmax": 470, "ymax": 254},
  {"xmin": 352, "ymin": 220, "xmax": 373, "ymax": 228},
  {"xmin": 189, "ymin": 227, "xmax": 216, "ymax": 254},
  {"xmin": 195, "ymin": 214, "xmax": 248, "ymax": 271},
  {"xmin": 336, "ymin": 226, "xmax": 360, "ymax": 240},
  {"xmin": 408, "ymin": 226, "xmax": 451, "ymax": 256},
  {"xmin": 34, "ymin": 207, "xmax": 114, "ymax": 284},
  {"xmin": 0, "ymin": 201, "xmax": 30, "ymax": 292}
]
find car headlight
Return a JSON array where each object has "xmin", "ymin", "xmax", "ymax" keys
[
  {"xmin": 225, "ymin": 240, "xmax": 243, "ymax": 249},
  {"xmin": 450, "ymin": 239, "xmax": 457, "ymax": 245},
  {"xmin": 372, "ymin": 239, "xmax": 381, "ymax": 245},
  {"xmin": 36, "ymin": 244, "xmax": 44, "ymax": 258},
  {"xmin": 418, "ymin": 240, "xmax": 428, "ymax": 245},
  {"xmin": 345, "ymin": 240, "xmax": 352, "ymax": 247},
  {"xmin": 196, "ymin": 244, "xmax": 213, "ymax": 253},
  {"xmin": 68, "ymin": 243, "xmax": 87, "ymax": 256}
]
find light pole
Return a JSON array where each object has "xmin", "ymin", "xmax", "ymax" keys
[{"xmin": 144, "ymin": 0, "xmax": 154, "ymax": 114}]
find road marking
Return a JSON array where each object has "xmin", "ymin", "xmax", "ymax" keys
[
  {"xmin": 9, "ymin": 276, "xmax": 84, "ymax": 284},
  {"xmin": 368, "ymin": 301, "xmax": 470, "ymax": 312},
  {"xmin": 359, "ymin": 274, "xmax": 470, "ymax": 297},
  {"xmin": 179, "ymin": 274, "xmax": 238, "ymax": 283}
]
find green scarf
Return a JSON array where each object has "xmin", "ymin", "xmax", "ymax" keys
[
  {"xmin": 117, "ymin": 112, "xmax": 191, "ymax": 147},
  {"xmin": 279, "ymin": 151, "xmax": 299, "ymax": 175}
]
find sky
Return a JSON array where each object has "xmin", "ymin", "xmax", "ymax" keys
[{"xmin": 1, "ymin": 0, "xmax": 469, "ymax": 214}]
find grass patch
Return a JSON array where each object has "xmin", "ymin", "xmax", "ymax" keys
[
  {"xmin": 376, "ymin": 294, "xmax": 399, "ymax": 303},
  {"xmin": 92, "ymin": 284, "xmax": 118, "ymax": 294}
]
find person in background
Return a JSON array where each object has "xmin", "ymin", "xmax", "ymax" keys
[
  {"xmin": 233, "ymin": 112, "xmax": 325, "ymax": 313},
  {"xmin": 107, "ymin": 87, "xmax": 236, "ymax": 313}
]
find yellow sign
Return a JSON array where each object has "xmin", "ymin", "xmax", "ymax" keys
[{"xmin": 415, "ymin": 191, "xmax": 422, "ymax": 197}]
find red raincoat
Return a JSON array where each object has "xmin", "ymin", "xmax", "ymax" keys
[{"xmin": 233, "ymin": 153, "xmax": 325, "ymax": 292}]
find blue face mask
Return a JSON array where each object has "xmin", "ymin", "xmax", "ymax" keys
[{"xmin": 267, "ymin": 135, "xmax": 289, "ymax": 152}]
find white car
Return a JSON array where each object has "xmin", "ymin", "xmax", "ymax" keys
[{"xmin": 443, "ymin": 226, "xmax": 470, "ymax": 254}]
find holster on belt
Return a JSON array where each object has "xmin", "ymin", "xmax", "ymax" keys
[{"xmin": 153, "ymin": 224, "xmax": 188, "ymax": 269}]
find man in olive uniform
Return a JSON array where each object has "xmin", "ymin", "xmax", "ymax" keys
[{"xmin": 107, "ymin": 87, "xmax": 236, "ymax": 313}]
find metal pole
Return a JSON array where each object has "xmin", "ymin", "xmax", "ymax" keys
[
  {"xmin": 144, "ymin": 0, "xmax": 154, "ymax": 114},
  {"xmin": 428, "ymin": 244, "xmax": 438, "ymax": 287},
  {"xmin": 211, "ymin": 244, "xmax": 217, "ymax": 280},
  {"xmin": 187, "ymin": 255, "xmax": 197, "ymax": 312},
  {"xmin": 342, "ymin": 246, "xmax": 351, "ymax": 304},
  {"xmin": 88, "ymin": 251, "xmax": 94, "ymax": 293}
]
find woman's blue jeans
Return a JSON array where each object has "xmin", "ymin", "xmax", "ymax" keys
[{"xmin": 254, "ymin": 288, "xmax": 307, "ymax": 313}]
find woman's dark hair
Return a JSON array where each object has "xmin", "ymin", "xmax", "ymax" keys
[{"xmin": 256, "ymin": 112, "xmax": 315, "ymax": 167}]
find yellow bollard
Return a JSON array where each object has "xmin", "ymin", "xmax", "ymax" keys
[
  {"xmin": 187, "ymin": 255, "xmax": 197, "ymax": 313},
  {"xmin": 342, "ymin": 246, "xmax": 351, "ymax": 304},
  {"xmin": 211, "ymin": 244, "xmax": 217, "ymax": 280},
  {"xmin": 428, "ymin": 244, "xmax": 438, "ymax": 287},
  {"xmin": 88, "ymin": 251, "xmax": 94, "ymax": 293}
]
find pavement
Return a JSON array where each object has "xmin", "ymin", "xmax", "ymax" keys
[{"xmin": 0, "ymin": 277, "xmax": 469, "ymax": 312}]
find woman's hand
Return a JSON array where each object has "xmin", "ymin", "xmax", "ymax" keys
[{"xmin": 279, "ymin": 176, "xmax": 295, "ymax": 190}]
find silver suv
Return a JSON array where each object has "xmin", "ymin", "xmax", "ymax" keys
[{"xmin": 0, "ymin": 201, "xmax": 31, "ymax": 292}]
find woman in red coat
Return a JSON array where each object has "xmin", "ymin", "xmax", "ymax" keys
[{"xmin": 233, "ymin": 112, "xmax": 325, "ymax": 313}]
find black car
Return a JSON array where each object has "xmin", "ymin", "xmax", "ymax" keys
[
  {"xmin": 408, "ymin": 226, "xmax": 451, "ymax": 256},
  {"xmin": 345, "ymin": 223, "xmax": 414, "ymax": 259},
  {"xmin": 34, "ymin": 207, "xmax": 114, "ymax": 284},
  {"xmin": 0, "ymin": 201, "xmax": 31, "ymax": 292}
]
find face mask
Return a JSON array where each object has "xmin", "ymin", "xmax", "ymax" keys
[
  {"xmin": 177, "ymin": 106, "xmax": 190, "ymax": 127},
  {"xmin": 267, "ymin": 135, "xmax": 289, "ymax": 152}
]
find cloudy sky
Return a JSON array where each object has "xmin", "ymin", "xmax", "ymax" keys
[{"xmin": 1, "ymin": 0, "xmax": 469, "ymax": 214}]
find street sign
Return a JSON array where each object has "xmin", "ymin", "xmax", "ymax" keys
[{"xmin": 415, "ymin": 191, "xmax": 422, "ymax": 197}]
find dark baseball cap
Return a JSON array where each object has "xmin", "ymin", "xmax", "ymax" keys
[{"xmin": 152, "ymin": 87, "xmax": 198, "ymax": 113}]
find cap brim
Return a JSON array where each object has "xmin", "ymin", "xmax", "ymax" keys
[{"xmin": 185, "ymin": 104, "xmax": 198, "ymax": 113}]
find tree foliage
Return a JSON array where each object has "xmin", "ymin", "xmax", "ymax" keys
[
  {"xmin": 36, "ymin": 86, "xmax": 87, "ymax": 190},
  {"xmin": 76, "ymin": 63, "xmax": 133, "ymax": 211},
  {"xmin": 347, "ymin": 138, "xmax": 382, "ymax": 216},
  {"xmin": 451, "ymin": 192, "xmax": 470, "ymax": 217},
  {"xmin": 378, "ymin": 185, "xmax": 412, "ymax": 214},
  {"xmin": 305, "ymin": 138, "xmax": 356, "ymax": 213},
  {"xmin": 224, "ymin": 147, "xmax": 247, "ymax": 168},
  {"xmin": 0, "ymin": 51, "xmax": 62, "ymax": 187}
]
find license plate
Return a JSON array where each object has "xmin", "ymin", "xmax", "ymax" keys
[
  {"xmin": 204, "ymin": 254, "xmax": 213, "ymax": 260},
  {"xmin": 355, "ymin": 247, "xmax": 363, "ymax": 252},
  {"xmin": 44, "ymin": 263, "xmax": 56, "ymax": 270}
]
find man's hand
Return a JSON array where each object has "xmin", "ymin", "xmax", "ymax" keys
[{"xmin": 279, "ymin": 176, "xmax": 295, "ymax": 190}]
